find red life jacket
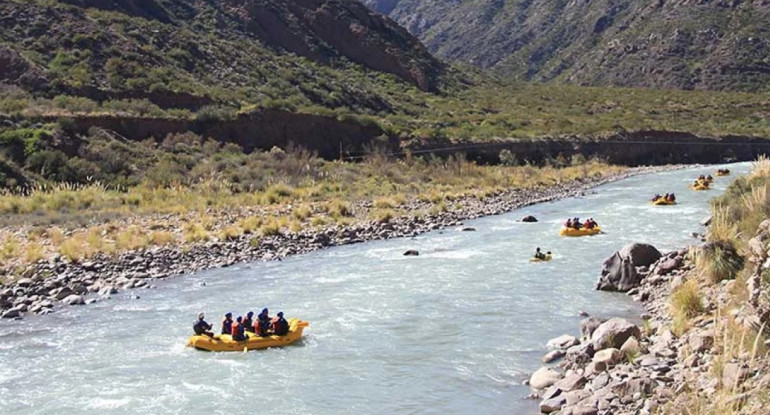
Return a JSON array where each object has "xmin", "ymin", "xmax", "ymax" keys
[
  {"xmin": 231, "ymin": 322, "xmax": 240, "ymax": 337},
  {"xmin": 270, "ymin": 317, "xmax": 279, "ymax": 332},
  {"xmin": 253, "ymin": 322, "xmax": 261, "ymax": 335}
]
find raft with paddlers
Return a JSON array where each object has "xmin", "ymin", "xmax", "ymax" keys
[
  {"xmin": 559, "ymin": 226, "xmax": 602, "ymax": 237},
  {"xmin": 560, "ymin": 217, "xmax": 601, "ymax": 237},
  {"xmin": 530, "ymin": 254, "xmax": 553, "ymax": 262},
  {"xmin": 716, "ymin": 169, "xmax": 730, "ymax": 176},
  {"xmin": 692, "ymin": 182, "xmax": 710, "ymax": 191},
  {"xmin": 187, "ymin": 318, "xmax": 309, "ymax": 352},
  {"xmin": 652, "ymin": 198, "xmax": 676, "ymax": 205},
  {"xmin": 650, "ymin": 193, "xmax": 676, "ymax": 205}
]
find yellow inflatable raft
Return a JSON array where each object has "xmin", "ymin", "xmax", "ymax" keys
[
  {"xmin": 187, "ymin": 318, "xmax": 309, "ymax": 352},
  {"xmin": 530, "ymin": 254, "xmax": 553, "ymax": 262},
  {"xmin": 559, "ymin": 226, "xmax": 601, "ymax": 237},
  {"xmin": 692, "ymin": 183, "xmax": 710, "ymax": 191},
  {"xmin": 651, "ymin": 198, "xmax": 676, "ymax": 206},
  {"xmin": 716, "ymin": 171, "xmax": 730, "ymax": 176}
]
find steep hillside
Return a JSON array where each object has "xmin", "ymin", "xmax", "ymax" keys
[
  {"xmin": 0, "ymin": 0, "xmax": 446, "ymax": 113},
  {"xmin": 363, "ymin": 0, "xmax": 770, "ymax": 92}
]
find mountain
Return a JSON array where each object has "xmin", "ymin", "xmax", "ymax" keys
[
  {"xmin": 362, "ymin": 0, "xmax": 770, "ymax": 92},
  {"xmin": 0, "ymin": 0, "xmax": 446, "ymax": 114}
]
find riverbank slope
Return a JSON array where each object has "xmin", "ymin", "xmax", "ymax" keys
[{"xmin": 529, "ymin": 161, "xmax": 770, "ymax": 415}]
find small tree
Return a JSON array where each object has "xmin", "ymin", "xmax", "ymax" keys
[{"xmin": 498, "ymin": 149, "xmax": 518, "ymax": 166}]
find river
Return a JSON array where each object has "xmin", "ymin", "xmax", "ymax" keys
[{"xmin": 0, "ymin": 163, "xmax": 751, "ymax": 415}]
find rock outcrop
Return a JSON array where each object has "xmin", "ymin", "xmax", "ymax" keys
[
  {"xmin": 596, "ymin": 243, "xmax": 661, "ymax": 292},
  {"xmin": 363, "ymin": 0, "xmax": 770, "ymax": 92}
]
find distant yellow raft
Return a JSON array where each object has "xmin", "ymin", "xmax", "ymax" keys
[
  {"xmin": 187, "ymin": 318, "xmax": 309, "ymax": 352},
  {"xmin": 716, "ymin": 171, "xmax": 730, "ymax": 176},
  {"xmin": 692, "ymin": 183, "xmax": 710, "ymax": 191},
  {"xmin": 559, "ymin": 226, "xmax": 601, "ymax": 237},
  {"xmin": 651, "ymin": 199, "xmax": 676, "ymax": 205},
  {"xmin": 530, "ymin": 254, "xmax": 553, "ymax": 262}
]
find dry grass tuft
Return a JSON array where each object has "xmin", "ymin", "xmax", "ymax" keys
[{"xmin": 670, "ymin": 279, "xmax": 704, "ymax": 336}]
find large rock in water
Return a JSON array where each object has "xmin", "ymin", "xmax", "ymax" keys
[{"xmin": 596, "ymin": 243, "xmax": 662, "ymax": 292}]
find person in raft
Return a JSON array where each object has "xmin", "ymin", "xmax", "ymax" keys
[
  {"xmin": 272, "ymin": 312, "xmax": 289, "ymax": 336},
  {"xmin": 243, "ymin": 311, "xmax": 255, "ymax": 333},
  {"xmin": 572, "ymin": 217, "xmax": 582, "ymax": 229},
  {"xmin": 668, "ymin": 193, "xmax": 676, "ymax": 202},
  {"xmin": 585, "ymin": 218, "xmax": 598, "ymax": 229},
  {"xmin": 193, "ymin": 313, "xmax": 214, "ymax": 337},
  {"xmin": 258, "ymin": 308, "xmax": 271, "ymax": 337},
  {"xmin": 534, "ymin": 247, "xmax": 546, "ymax": 260},
  {"xmin": 231, "ymin": 316, "xmax": 247, "ymax": 341},
  {"xmin": 221, "ymin": 312, "xmax": 233, "ymax": 335}
]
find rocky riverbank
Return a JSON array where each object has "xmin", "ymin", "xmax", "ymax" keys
[
  {"xmin": 529, "ymin": 228, "xmax": 770, "ymax": 414},
  {"xmin": 0, "ymin": 165, "xmax": 678, "ymax": 320}
]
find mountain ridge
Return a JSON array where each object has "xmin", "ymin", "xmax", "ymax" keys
[
  {"xmin": 362, "ymin": 0, "xmax": 770, "ymax": 92},
  {"xmin": 0, "ymin": 0, "xmax": 447, "ymax": 115}
]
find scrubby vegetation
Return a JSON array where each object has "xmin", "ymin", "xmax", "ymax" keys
[
  {"xmin": 667, "ymin": 158, "xmax": 770, "ymax": 414},
  {"xmin": 0, "ymin": 130, "xmax": 623, "ymax": 275}
]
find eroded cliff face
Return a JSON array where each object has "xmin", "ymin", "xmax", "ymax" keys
[
  {"xmin": 54, "ymin": 0, "xmax": 444, "ymax": 91},
  {"xmin": 223, "ymin": 0, "xmax": 444, "ymax": 91},
  {"xmin": 363, "ymin": 0, "xmax": 770, "ymax": 91}
]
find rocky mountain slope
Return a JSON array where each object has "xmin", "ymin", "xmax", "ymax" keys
[
  {"xmin": 0, "ymin": 0, "xmax": 446, "ymax": 113},
  {"xmin": 362, "ymin": 0, "xmax": 770, "ymax": 92}
]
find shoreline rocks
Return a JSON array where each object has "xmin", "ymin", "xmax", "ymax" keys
[{"xmin": 530, "ymin": 233, "xmax": 770, "ymax": 415}]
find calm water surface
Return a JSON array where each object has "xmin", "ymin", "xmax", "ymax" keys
[{"xmin": 0, "ymin": 163, "xmax": 751, "ymax": 414}]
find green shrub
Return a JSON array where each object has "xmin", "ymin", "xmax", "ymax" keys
[{"xmin": 695, "ymin": 241, "xmax": 745, "ymax": 284}]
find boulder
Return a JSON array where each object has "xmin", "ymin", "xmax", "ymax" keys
[
  {"xmin": 565, "ymin": 389, "xmax": 591, "ymax": 405},
  {"xmin": 566, "ymin": 342, "xmax": 595, "ymax": 363},
  {"xmin": 591, "ymin": 318, "xmax": 641, "ymax": 350},
  {"xmin": 1, "ymin": 308, "xmax": 20, "ymax": 319},
  {"xmin": 612, "ymin": 378, "xmax": 654, "ymax": 396},
  {"xmin": 584, "ymin": 360, "xmax": 607, "ymax": 376},
  {"xmin": 547, "ymin": 334, "xmax": 580, "ymax": 350},
  {"xmin": 596, "ymin": 243, "xmax": 662, "ymax": 292},
  {"xmin": 592, "ymin": 348, "xmax": 624, "ymax": 367},
  {"xmin": 688, "ymin": 329, "xmax": 714, "ymax": 353},
  {"xmin": 656, "ymin": 257, "xmax": 683, "ymax": 275},
  {"xmin": 619, "ymin": 243, "xmax": 663, "ymax": 266},
  {"xmin": 543, "ymin": 350, "xmax": 566, "ymax": 363},
  {"xmin": 529, "ymin": 367, "xmax": 563, "ymax": 390},
  {"xmin": 722, "ymin": 362, "xmax": 749, "ymax": 388},
  {"xmin": 580, "ymin": 317, "xmax": 606, "ymax": 338},
  {"xmin": 522, "ymin": 215, "xmax": 538, "ymax": 223},
  {"xmin": 620, "ymin": 337, "xmax": 642, "ymax": 356},
  {"xmin": 15, "ymin": 278, "xmax": 33, "ymax": 288},
  {"xmin": 403, "ymin": 250, "xmax": 419, "ymax": 256},
  {"xmin": 554, "ymin": 373, "xmax": 587, "ymax": 392},
  {"xmin": 54, "ymin": 287, "xmax": 75, "ymax": 300},
  {"xmin": 62, "ymin": 294, "xmax": 85, "ymax": 306},
  {"xmin": 540, "ymin": 396, "xmax": 567, "ymax": 414}
]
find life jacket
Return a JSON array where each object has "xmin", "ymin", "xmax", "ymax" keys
[
  {"xmin": 274, "ymin": 318, "xmax": 289, "ymax": 336},
  {"xmin": 253, "ymin": 321, "xmax": 261, "ymax": 335},
  {"xmin": 222, "ymin": 319, "xmax": 232, "ymax": 335},
  {"xmin": 231, "ymin": 322, "xmax": 244, "ymax": 337}
]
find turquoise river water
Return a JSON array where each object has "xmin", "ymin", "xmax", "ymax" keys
[{"xmin": 0, "ymin": 162, "xmax": 752, "ymax": 415}]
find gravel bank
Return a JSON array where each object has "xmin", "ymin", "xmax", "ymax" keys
[{"xmin": 0, "ymin": 165, "xmax": 679, "ymax": 320}]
